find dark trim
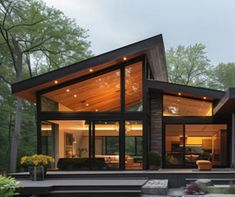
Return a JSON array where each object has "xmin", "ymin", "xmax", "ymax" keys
[
  {"xmin": 120, "ymin": 119, "xmax": 125, "ymax": 170},
  {"xmin": 12, "ymin": 34, "xmax": 165, "ymax": 94},
  {"xmin": 39, "ymin": 112, "xmax": 146, "ymax": 121},
  {"xmin": 121, "ymin": 65, "xmax": 125, "ymax": 112},
  {"xmin": 146, "ymin": 80, "xmax": 225, "ymax": 100}
]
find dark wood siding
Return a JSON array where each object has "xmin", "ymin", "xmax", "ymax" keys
[{"xmin": 150, "ymin": 91, "xmax": 163, "ymax": 156}]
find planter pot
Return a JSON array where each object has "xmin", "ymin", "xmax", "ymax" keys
[
  {"xmin": 149, "ymin": 165, "xmax": 160, "ymax": 170},
  {"xmin": 28, "ymin": 166, "xmax": 46, "ymax": 181}
]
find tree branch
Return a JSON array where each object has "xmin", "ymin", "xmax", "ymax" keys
[
  {"xmin": 0, "ymin": 74, "xmax": 11, "ymax": 85},
  {"xmin": 6, "ymin": 18, "xmax": 45, "ymax": 31}
]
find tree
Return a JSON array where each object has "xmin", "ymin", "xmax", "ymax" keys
[
  {"xmin": 209, "ymin": 63, "xmax": 235, "ymax": 90},
  {"xmin": 0, "ymin": 0, "xmax": 91, "ymax": 172},
  {"xmin": 166, "ymin": 44, "xmax": 210, "ymax": 87}
]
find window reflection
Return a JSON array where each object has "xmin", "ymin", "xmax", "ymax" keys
[
  {"xmin": 163, "ymin": 95, "xmax": 212, "ymax": 116},
  {"xmin": 125, "ymin": 62, "xmax": 143, "ymax": 111}
]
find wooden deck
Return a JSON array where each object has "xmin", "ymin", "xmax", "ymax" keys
[{"xmin": 11, "ymin": 169, "xmax": 235, "ymax": 196}]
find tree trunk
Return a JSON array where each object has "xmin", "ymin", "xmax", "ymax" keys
[
  {"xmin": 9, "ymin": 97, "xmax": 22, "ymax": 172},
  {"xmin": 9, "ymin": 37, "xmax": 23, "ymax": 173}
]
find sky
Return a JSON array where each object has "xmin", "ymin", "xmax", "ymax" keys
[{"xmin": 43, "ymin": 0, "xmax": 235, "ymax": 65}]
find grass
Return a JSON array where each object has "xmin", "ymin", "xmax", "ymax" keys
[{"xmin": 203, "ymin": 182, "xmax": 235, "ymax": 194}]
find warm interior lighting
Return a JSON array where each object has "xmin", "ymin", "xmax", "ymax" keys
[
  {"xmin": 123, "ymin": 57, "xmax": 127, "ymax": 61},
  {"xmin": 66, "ymin": 89, "xmax": 70, "ymax": 92},
  {"xmin": 73, "ymin": 94, "xmax": 77, "ymax": 98},
  {"xmin": 203, "ymin": 96, "xmax": 207, "ymax": 100},
  {"xmin": 86, "ymin": 103, "xmax": 89, "ymax": 107},
  {"xmin": 178, "ymin": 92, "xmax": 182, "ymax": 96},
  {"xmin": 89, "ymin": 68, "xmax": 93, "ymax": 72},
  {"xmin": 54, "ymin": 80, "xmax": 58, "ymax": 84},
  {"xmin": 95, "ymin": 109, "xmax": 98, "ymax": 112}
]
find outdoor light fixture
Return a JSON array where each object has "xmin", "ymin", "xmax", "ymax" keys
[
  {"xmin": 95, "ymin": 109, "xmax": 98, "ymax": 112},
  {"xmin": 123, "ymin": 57, "xmax": 127, "ymax": 61},
  {"xmin": 86, "ymin": 103, "xmax": 89, "ymax": 107},
  {"xmin": 203, "ymin": 96, "xmax": 207, "ymax": 100},
  {"xmin": 178, "ymin": 92, "xmax": 182, "ymax": 96},
  {"xmin": 66, "ymin": 89, "xmax": 70, "ymax": 92},
  {"xmin": 89, "ymin": 68, "xmax": 93, "ymax": 72},
  {"xmin": 54, "ymin": 80, "xmax": 58, "ymax": 84},
  {"xmin": 73, "ymin": 94, "xmax": 77, "ymax": 98}
]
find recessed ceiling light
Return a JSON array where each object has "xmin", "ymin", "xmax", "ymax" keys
[
  {"xmin": 54, "ymin": 80, "xmax": 58, "ymax": 84},
  {"xmin": 89, "ymin": 68, "xmax": 93, "ymax": 72},
  {"xmin": 203, "ymin": 96, "xmax": 207, "ymax": 100},
  {"xmin": 178, "ymin": 92, "xmax": 182, "ymax": 96},
  {"xmin": 73, "ymin": 94, "xmax": 77, "ymax": 98},
  {"xmin": 86, "ymin": 103, "xmax": 89, "ymax": 107},
  {"xmin": 66, "ymin": 89, "xmax": 70, "ymax": 92},
  {"xmin": 95, "ymin": 109, "xmax": 98, "ymax": 112},
  {"xmin": 123, "ymin": 57, "xmax": 127, "ymax": 61}
]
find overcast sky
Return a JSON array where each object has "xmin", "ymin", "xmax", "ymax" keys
[{"xmin": 43, "ymin": 0, "xmax": 235, "ymax": 65}]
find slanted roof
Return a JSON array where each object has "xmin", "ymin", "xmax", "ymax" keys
[
  {"xmin": 146, "ymin": 80, "xmax": 225, "ymax": 101},
  {"xmin": 12, "ymin": 34, "xmax": 167, "ymax": 102},
  {"xmin": 213, "ymin": 88, "xmax": 235, "ymax": 115}
]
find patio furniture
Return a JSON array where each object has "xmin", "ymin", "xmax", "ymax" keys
[{"xmin": 196, "ymin": 160, "xmax": 212, "ymax": 171}]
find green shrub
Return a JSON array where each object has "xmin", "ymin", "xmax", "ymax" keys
[
  {"xmin": 226, "ymin": 181, "xmax": 235, "ymax": 194},
  {"xmin": 0, "ymin": 175, "xmax": 22, "ymax": 197},
  {"xmin": 148, "ymin": 152, "xmax": 161, "ymax": 169}
]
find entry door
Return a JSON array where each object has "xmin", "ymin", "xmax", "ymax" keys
[{"xmin": 92, "ymin": 120, "xmax": 120, "ymax": 170}]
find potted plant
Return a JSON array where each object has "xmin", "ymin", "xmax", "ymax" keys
[
  {"xmin": 148, "ymin": 152, "xmax": 161, "ymax": 170},
  {"xmin": 20, "ymin": 154, "xmax": 54, "ymax": 181},
  {"xmin": 0, "ymin": 175, "xmax": 22, "ymax": 197}
]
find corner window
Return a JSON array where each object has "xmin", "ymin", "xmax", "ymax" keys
[{"xmin": 163, "ymin": 95, "xmax": 212, "ymax": 116}]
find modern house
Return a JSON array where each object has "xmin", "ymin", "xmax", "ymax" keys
[{"xmin": 11, "ymin": 34, "xmax": 235, "ymax": 170}]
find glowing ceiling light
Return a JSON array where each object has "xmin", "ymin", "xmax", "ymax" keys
[
  {"xmin": 89, "ymin": 68, "xmax": 93, "ymax": 72},
  {"xmin": 73, "ymin": 94, "xmax": 77, "ymax": 98},
  {"xmin": 66, "ymin": 89, "xmax": 70, "ymax": 92},
  {"xmin": 123, "ymin": 57, "xmax": 127, "ymax": 61},
  {"xmin": 54, "ymin": 80, "xmax": 58, "ymax": 84},
  {"xmin": 178, "ymin": 92, "xmax": 182, "ymax": 96}
]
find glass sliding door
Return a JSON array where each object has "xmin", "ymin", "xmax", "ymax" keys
[
  {"xmin": 94, "ymin": 121, "xmax": 120, "ymax": 170},
  {"xmin": 185, "ymin": 124, "xmax": 228, "ymax": 167},
  {"xmin": 125, "ymin": 121, "xmax": 143, "ymax": 170},
  {"xmin": 165, "ymin": 124, "xmax": 228, "ymax": 168},
  {"xmin": 165, "ymin": 124, "xmax": 184, "ymax": 166}
]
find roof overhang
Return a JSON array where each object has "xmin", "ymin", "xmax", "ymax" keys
[
  {"xmin": 12, "ymin": 34, "xmax": 167, "ymax": 102},
  {"xmin": 146, "ymin": 80, "xmax": 225, "ymax": 101},
  {"xmin": 213, "ymin": 88, "xmax": 235, "ymax": 115}
]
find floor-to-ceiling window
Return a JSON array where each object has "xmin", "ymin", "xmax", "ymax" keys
[{"xmin": 39, "ymin": 58, "xmax": 146, "ymax": 170}]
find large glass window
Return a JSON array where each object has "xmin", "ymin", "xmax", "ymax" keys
[
  {"xmin": 165, "ymin": 124, "xmax": 184, "ymax": 166},
  {"xmin": 165, "ymin": 124, "xmax": 228, "ymax": 167},
  {"xmin": 125, "ymin": 62, "xmax": 143, "ymax": 111},
  {"xmin": 41, "ymin": 69, "xmax": 121, "ymax": 112},
  {"xmin": 95, "ymin": 121, "xmax": 119, "ymax": 170},
  {"xmin": 163, "ymin": 95, "xmax": 212, "ymax": 116},
  {"xmin": 125, "ymin": 121, "xmax": 143, "ymax": 170}
]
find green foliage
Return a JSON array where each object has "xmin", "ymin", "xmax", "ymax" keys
[
  {"xmin": 209, "ymin": 63, "xmax": 235, "ymax": 90},
  {"xmin": 0, "ymin": 0, "xmax": 91, "ymax": 172},
  {"xmin": 148, "ymin": 152, "xmax": 161, "ymax": 168},
  {"xmin": 0, "ymin": 175, "xmax": 22, "ymax": 197},
  {"xmin": 166, "ymin": 44, "xmax": 210, "ymax": 87}
]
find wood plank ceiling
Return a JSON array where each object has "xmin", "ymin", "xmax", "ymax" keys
[{"xmin": 43, "ymin": 62, "xmax": 142, "ymax": 112}]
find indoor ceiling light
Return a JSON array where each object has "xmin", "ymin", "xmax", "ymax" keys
[
  {"xmin": 89, "ymin": 68, "xmax": 93, "ymax": 72},
  {"xmin": 73, "ymin": 94, "xmax": 77, "ymax": 98},
  {"xmin": 178, "ymin": 92, "xmax": 182, "ymax": 96},
  {"xmin": 66, "ymin": 89, "xmax": 70, "ymax": 92},
  {"xmin": 203, "ymin": 96, "xmax": 207, "ymax": 100},
  {"xmin": 95, "ymin": 109, "xmax": 98, "ymax": 112},
  {"xmin": 86, "ymin": 103, "xmax": 89, "ymax": 107},
  {"xmin": 54, "ymin": 80, "xmax": 58, "ymax": 84},
  {"xmin": 123, "ymin": 57, "xmax": 127, "ymax": 61}
]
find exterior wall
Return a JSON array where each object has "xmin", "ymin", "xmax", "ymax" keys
[{"xmin": 150, "ymin": 91, "xmax": 163, "ymax": 156}]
